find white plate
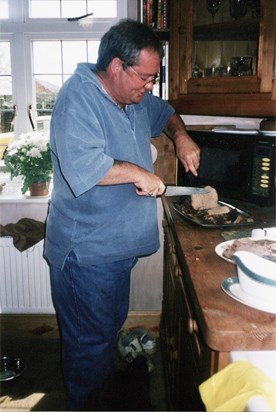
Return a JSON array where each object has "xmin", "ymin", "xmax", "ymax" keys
[
  {"xmin": 215, "ymin": 239, "xmax": 237, "ymax": 263},
  {"xmin": 215, "ymin": 237, "xmax": 276, "ymax": 263},
  {"xmin": 259, "ymin": 130, "xmax": 276, "ymax": 136},
  {"xmin": 221, "ymin": 277, "xmax": 276, "ymax": 314},
  {"xmin": 212, "ymin": 127, "xmax": 258, "ymax": 134}
]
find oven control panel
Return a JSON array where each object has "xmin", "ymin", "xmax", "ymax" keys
[{"xmin": 251, "ymin": 142, "xmax": 274, "ymax": 198}]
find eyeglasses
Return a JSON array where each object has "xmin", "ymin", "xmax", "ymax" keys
[{"xmin": 125, "ymin": 64, "xmax": 157, "ymax": 87}]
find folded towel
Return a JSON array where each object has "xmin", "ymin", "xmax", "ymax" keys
[
  {"xmin": 199, "ymin": 360, "xmax": 276, "ymax": 412},
  {"xmin": 0, "ymin": 218, "xmax": 45, "ymax": 251}
]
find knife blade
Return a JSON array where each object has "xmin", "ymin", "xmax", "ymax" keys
[{"xmin": 164, "ymin": 185, "xmax": 209, "ymax": 197}]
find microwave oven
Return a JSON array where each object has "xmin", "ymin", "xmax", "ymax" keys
[{"xmin": 177, "ymin": 130, "xmax": 276, "ymax": 206}]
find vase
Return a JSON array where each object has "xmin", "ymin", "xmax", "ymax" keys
[{"xmin": 29, "ymin": 181, "xmax": 49, "ymax": 196}]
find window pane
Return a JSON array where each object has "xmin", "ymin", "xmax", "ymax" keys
[
  {"xmin": 62, "ymin": 41, "xmax": 87, "ymax": 73},
  {"xmin": 62, "ymin": 1, "xmax": 86, "ymax": 17},
  {"xmin": 35, "ymin": 75, "xmax": 61, "ymax": 128},
  {"xmin": 0, "ymin": 0, "xmax": 8, "ymax": 19},
  {"xmin": 30, "ymin": 0, "xmax": 61, "ymax": 18},
  {"xmin": 30, "ymin": 0, "xmax": 117, "ymax": 18},
  {"xmin": 33, "ymin": 41, "xmax": 62, "ymax": 74},
  {"xmin": 0, "ymin": 41, "xmax": 14, "ymax": 157},
  {"xmin": 88, "ymin": 41, "xmax": 100, "ymax": 63},
  {"xmin": 33, "ymin": 40, "xmax": 99, "ymax": 129},
  {"xmin": 88, "ymin": 1, "xmax": 117, "ymax": 18}
]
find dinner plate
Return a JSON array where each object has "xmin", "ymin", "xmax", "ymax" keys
[
  {"xmin": 259, "ymin": 130, "xmax": 276, "ymax": 136},
  {"xmin": 215, "ymin": 237, "xmax": 276, "ymax": 263},
  {"xmin": 215, "ymin": 239, "xmax": 236, "ymax": 263},
  {"xmin": 221, "ymin": 277, "xmax": 276, "ymax": 314}
]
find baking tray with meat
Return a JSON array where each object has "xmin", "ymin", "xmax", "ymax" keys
[{"xmin": 173, "ymin": 198, "xmax": 254, "ymax": 227}]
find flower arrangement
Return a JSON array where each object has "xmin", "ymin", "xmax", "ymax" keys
[{"xmin": 4, "ymin": 131, "xmax": 53, "ymax": 194}]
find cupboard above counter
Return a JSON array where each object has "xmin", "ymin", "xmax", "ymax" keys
[{"xmin": 166, "ymin": 0, "xmax": 276, "ymax": 117}]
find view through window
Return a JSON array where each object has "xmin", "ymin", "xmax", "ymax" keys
[
  {"xmin": 33, "ymin": 40, "xmax": 100, "ymax": 131},
  {"xmin": 0, "ymin": 0, "xmax": 125, "ymax": 145}
]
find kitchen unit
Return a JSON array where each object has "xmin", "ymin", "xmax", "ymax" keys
[
  {"xmin": 164, "ymin": 0, "xmax": 276, "ymax": 116},
  {"xmin": 160, "ymin": 196, "xmax": 276, "ymax": 411}
]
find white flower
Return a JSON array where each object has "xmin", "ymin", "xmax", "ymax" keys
[
  {"xmin": 27, "ymin": 147, "xmax": 42, "ymax": 158},
  {"xmin": 7, "ymin": 148, "xmax": 18, "ymax": 156},
  {"xmin": 4, "ymin": 130, "xmax": 52, "ymax": 194}
]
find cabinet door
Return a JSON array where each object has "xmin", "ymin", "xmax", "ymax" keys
[
  {"xmin": 169, "ymin": 0, "xmax": 276, "ymax": 116},
  {"xmin": 175, "ymin": 276, "xmax": 210, "ymax": 411},
  {"xmin": 161, "ymin": 219, "xmax": 210, "ymax": 411},
  {"xmin": 161, "ymin": 219, "xmax": 181, "ymax": 409}
]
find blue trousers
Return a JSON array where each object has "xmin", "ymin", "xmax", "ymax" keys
[{"xmin": 50, "ymin": 251, "xmax": 137, "ymax": 411}]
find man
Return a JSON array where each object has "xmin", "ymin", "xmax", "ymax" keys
[{"xmin": 45, "ymin": 18, "xmax": 200, "ymax": 411}]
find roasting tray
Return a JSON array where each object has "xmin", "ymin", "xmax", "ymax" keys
[{"xmin": 173, "ymin": 200, "xmax": 254, "ymax": 228}]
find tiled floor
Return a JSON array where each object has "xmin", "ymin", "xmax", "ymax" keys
[{"xmin": 0, "ymin": 319, "xmax": 168, "ymax": 411}]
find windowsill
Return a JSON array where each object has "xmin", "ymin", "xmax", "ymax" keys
[{"xmin": 0, "ymin": 172, "xmax": 52, "ymax": 204}]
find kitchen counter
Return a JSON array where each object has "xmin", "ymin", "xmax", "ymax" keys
[{"xmin": 162, "ymin": 196, "xmax": 276, "ymax": 353}]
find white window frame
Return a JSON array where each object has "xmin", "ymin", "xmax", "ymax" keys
[{"xmin": 0, "ymin": 0, "xmax": 135, "ymax": 137}]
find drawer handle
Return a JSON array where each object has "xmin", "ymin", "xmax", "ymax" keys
[
  {"xmin": 174, "ymin": 264, "xmax": 182, "ymax": 277},
  {"xmin": 188, "ymin": 318, "xmax": 198, "ymax": 334},
  {"xmin": 170, "ymin": 350, "xmax": 179, "ymax": 361}
]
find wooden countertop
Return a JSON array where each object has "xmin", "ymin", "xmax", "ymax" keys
[{"xmin": 162, "ymin": 196, "xmax": 276, "ymax": 352}]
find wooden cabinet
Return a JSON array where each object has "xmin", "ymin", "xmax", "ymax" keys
[
  {"xmin": 161, "ymin": 217, "xmax": 209, "ymax": 410},
  {"xmin": 167, "ymin": 0, "xmax": 276, "ymax": 116}
]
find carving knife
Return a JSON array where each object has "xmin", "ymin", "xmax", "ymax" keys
[{"xmin": 164, "ymin": 185, "xmax": 209, "ymax": 197}]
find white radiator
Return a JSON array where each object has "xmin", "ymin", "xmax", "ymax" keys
[{"xmin": 0, "ymin": 237, "xmax": 55, "ymax": 314}]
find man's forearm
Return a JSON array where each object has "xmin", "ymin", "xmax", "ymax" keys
[
  {"xmin": 97, "ymin": 160, "xmax": 166, "ymax": 196},
  {"xmin": 164, "ymin": 112, "xmax": 200, "ymax": 176},
  {"xmin": 97, "ymin": 160, "xmax": 142, "ymax": 186},
  {"xmin": 164, "ymin": 112, "xmax": 190, "ymax": 142}
]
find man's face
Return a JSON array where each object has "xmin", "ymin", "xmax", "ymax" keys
[{"xmin": 113, "ymin": 49, "xmax": 161, "ymax": 107}]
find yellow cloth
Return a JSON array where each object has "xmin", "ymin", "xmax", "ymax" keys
[{"xmin": 199, "ymin": 360, "xmax": 276, "ymax": 412}]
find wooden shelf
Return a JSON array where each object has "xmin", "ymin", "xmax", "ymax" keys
[{"xmin": 193, "ymin": 18, "xmax": 259, "ymax": 41}]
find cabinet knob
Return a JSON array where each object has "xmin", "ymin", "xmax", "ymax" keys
[
  {"xmin": 162, "ymin": 219, "xmax": 168, "ymax": 229},
  {"xmin": 174, "ymin": 263, "xmax": 182, "ymax": 277},
  {"xmin": 168, "ymin": 336, "xmax": 175, "ymax": 346},
  {"xmin": 188, "ymin": 317, "xmax": 198, "ymax": 334},
  {"xmin": 170, "ymin": 350, "xmax": 179, "ymax": 361},
  {"xmin": 169, "ymin": 243, "xmax": 175, "ymax": 255}
]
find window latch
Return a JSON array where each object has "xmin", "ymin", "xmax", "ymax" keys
[
  {"xmin": 67, "ymin": 13, "xmax": 93, "ymax": 22},
  {"xmin": 9, "ymin": 105, "xmax": 17, "ymax": 131},
  {"xmin": 28, "ymin": 105, "xmax": 36, "ymax": 132}
]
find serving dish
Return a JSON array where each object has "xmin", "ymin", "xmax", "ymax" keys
[
  {"xmin": 215, "ymin": 237, "xmax": 276, "ymax": 263},
  {"xmin": 173, "ymin": 200, "xmax": 253, "ymax": 228},
  {"xmin": 0, "ymin": 356, "xmax": 25, "ymax": 381},
  {"xmin": 233, "ymin": 251, "xmax": 276, "ymax": 303},
  {"xmin": 221, "ymin": 277, "xmax": 276, "ymax": 314}
]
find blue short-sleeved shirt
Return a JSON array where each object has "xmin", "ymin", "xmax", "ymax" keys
[{"xmin": 44, "ymin": 62, "xmax": 175, "ymax": 268}]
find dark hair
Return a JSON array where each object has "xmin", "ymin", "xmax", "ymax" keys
[{"xmin": 96, "ymin": 19, "xmax": 164, "ymax": 71}]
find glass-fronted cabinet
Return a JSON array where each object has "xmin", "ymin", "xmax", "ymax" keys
[{"xmin": 168, "ymin": 0, "xmax": 276, "ymax": 116}]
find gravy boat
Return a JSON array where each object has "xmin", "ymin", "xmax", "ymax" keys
[{"xmin": 233, "ymin": 251, "xmax": 276, "ymax": 303}]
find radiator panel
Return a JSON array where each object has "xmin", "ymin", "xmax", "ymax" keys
[{"xmin": 0, "ymin": 237, "xmax": 55, "ymax": 314}]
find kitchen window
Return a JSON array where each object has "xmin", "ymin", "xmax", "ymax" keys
[{"xmin": 0, "ymin": 0, "xmax": 129, "ymax": 139}]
